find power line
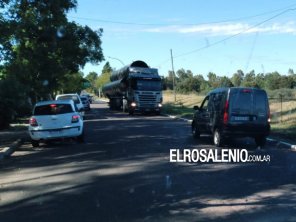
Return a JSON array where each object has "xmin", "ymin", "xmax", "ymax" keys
[
  {"xmin": 173, "ymin": 7, "xmax": 296, "ymax": 59},
  {"xmin": 69, "ymin": 3, "xmax": 296, "ymax": 27}
]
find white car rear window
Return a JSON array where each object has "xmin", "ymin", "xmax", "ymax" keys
[
  {"xmin": 57, "ymin": 95, "xmax": 80, "ymax": 104},
  {"xmin": 34, "ymin": 104, "xmax": 73, "ymax": 115}
]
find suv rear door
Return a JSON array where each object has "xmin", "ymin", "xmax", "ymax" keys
[{"xmin": 229, "ymin": 88, "xmax": 269, "ymax": 127}]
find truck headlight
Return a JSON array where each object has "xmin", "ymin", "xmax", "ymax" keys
[{"xmin": 131, "ymin": 102, "xmax": 136, "ymax": 107}]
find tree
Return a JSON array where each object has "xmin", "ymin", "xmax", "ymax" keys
[
  {"xmin": 85, "ymin": 71, "xmax": 98, "ymax": 93},
  {"xmin": 0, "ymin": 76, "xmax": 31, "ymax": 129},
  {"xmin": 95, "ymin": 62, "xmax": 113, "ymax": 93},
  {"xmin": 207, "ymin": 72, "xmax": 220, "ymax": 88},
  {"xmin": 163, "ymin": 71, "xmax": 175, "ymax": 90},
  {"xmin": 59, "ymin": 71, "xmax": 85, "ymax": 94},
  {"xmin": 255, "ymin": 73, "xmax": 265, "ymax": 89},
  {"xmin": 231, "ymin": 70, "xmax": 244, "ymax": 87},
  {"xmin": 176, "ymin": 69, "xmax": 193, "ymax": 80},
  {"xmin": 2, "ymin": 0, "xmax": 104, "ymax": 103},
  {"xmin": 86, "ymin": 72, "xmax": 98, "ymax": 83},
  {"xmin": 219, "ymin": 76, "xmax": 233, "ymax": 87},
  {"xmin": 176, "ymin": 76, "xmax": 201, "ymax": 93},
  {"xmin": 242, "ymin": 70, "xmax": 256, "ymax": 87},
  {"xmin": 288, "ymin": 68, "xmax": 296, "ymax": 88},
  {"xmin": 265, "ymin": 72, "xmax": 281, "ymax": 90}
]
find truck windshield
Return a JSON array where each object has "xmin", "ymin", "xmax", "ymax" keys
[{"xmin": 136, "ymin": 80, "xmax": 162, "ymax": 91}]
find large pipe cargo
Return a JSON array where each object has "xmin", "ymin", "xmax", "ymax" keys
[
  {"xmin": 102, "ymin": 60, "xmax": 163, "ymax": 115},
  {"xmin": 110, "ymin": 60, "xmax": 149, "ymax": 81}
]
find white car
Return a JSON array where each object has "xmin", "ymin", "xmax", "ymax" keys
[
  {"xmin": 56, "ymin": 93, "xmax": 84, "ymax": 112},
  {"xmin": 80, "ymin": 96, "xmax": 91, "ymax": 111},
  {"xmin": 28, "ymin": 100, "xmax": 84, "ymax": 147}
]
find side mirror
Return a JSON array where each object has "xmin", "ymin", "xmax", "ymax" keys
[{"xmin": 193, "ymin": 105, "xmax": 199, "ymax": 110}]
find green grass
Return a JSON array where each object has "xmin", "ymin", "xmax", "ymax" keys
[
  {"xmin": 162, "ymin": 103, "xmax": 194, "ymax": 119},
  {"xmin": 271, "ymin": 122, "xmax": 296, "ymax": 142}
]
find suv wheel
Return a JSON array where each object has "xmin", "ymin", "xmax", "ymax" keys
[
  {"xmin": 255, "ymin": 136, "xmax": 266, "ymax": 148},
  {"xmin": 192, "ymin": 123, "xmax": 200, "ymax": 139},
  {"xmin": 213, "ymin": 129, "xmax": 223, "ymax": 147}
]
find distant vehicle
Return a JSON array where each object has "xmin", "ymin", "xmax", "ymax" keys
[
  {"xmin": 80, "ymin": 96, "xmax": 91, "ymax": 111},
  {"xmin": 81, "ymin": 94, "xmax": 93, "ymax": 104},
  {"xmin": 28, "ymin": 100, "xmax": 84, "ymax": 147},
  {"xmin": 102, "ymin": 60, "xmax": 163, "ymax": 115},
  {"xmin": 192, "ymin": 87, "xmax": 270, "ymax": 147},
  {"xmin": 55, "ymin": 93, "xmax": 84, "ymax": 115}
]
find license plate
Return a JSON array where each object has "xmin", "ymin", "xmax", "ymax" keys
[
  {"xmin": 234, "ymin": 116, "xmax": 249, "ymax": 121},
  {"xmin": 145, "ymin": 109, "xmax": 150, "ymax": 112},
  {"xmin": 49, "ymin": 130, "xmax": 61, "ymax": 135}
]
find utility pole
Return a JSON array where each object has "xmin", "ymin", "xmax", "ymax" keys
[{"xmin": 170, "ymin": 49, "xmax": 176, "ymax": 102}]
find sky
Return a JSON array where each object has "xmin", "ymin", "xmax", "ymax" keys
[{"xmin": 67, "ymin": 0, "xmax": 296, "ymax": 78}]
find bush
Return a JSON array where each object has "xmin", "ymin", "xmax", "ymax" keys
[
  {"xmin": 267, "ymin": 88, "xmax": 296, "ymax": 99},
  {"xmin": 0, "ymin": 78, "xmax": 31, "ymax": 129}
]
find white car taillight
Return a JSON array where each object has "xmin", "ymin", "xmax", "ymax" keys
[
  {"xmin": 29, "ymin": 117, "xmax": 38, "ymax": 127},
  {"xmin": 71, "ymin": 115, "xmax": 80, "ymax": 123}
]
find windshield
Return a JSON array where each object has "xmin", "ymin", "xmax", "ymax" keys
[{"xmin": 135, "ymin": 80, "xmax": 162, "ymax": 91}]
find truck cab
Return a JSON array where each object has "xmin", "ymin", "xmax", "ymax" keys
[{"xmin": 103, "ymin": 61, "xmax": 163, "ymax": 115}]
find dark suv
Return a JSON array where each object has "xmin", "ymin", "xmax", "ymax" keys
[{"xmin": 192, "ymin": 87, "xmax": 270, "ymax": 147}]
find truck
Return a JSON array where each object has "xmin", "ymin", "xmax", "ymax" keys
[{"xmin": 102, "ymin": 60, "xmax": 163, "ymax": 115}]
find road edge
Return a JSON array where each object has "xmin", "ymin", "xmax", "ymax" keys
[{"xmin": 164, "ymin": 114, "xmax": 296, "ymax": 150}]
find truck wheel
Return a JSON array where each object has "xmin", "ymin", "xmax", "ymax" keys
[
  {"xmin": 128, "ymin": 110, "xmax": 134, "ymax": 115},
  {"xmin": 31, "ymin": 140, "xmax": 39, "ymax": 147},
  {"xmin": 192, "ymin": 123, "xmax": 200, "ymax": 139},
  {"xmin": 255, "ymin": 136, "xmax": 266, "ymax": 148},
  {"xmin": 213, "ymin": 129, "xmax": 223, "ymax": 147}
]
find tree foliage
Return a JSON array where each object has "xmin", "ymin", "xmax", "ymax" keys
[
  {"xmin": 95, "ymin": 62, "xmax": 113, "ymax": 94},
  {"xmin": 0, "ymin": 0, "xmax": 104, "ymax": 128},
  {"xmin": 2, "ymin": 0, "xmax": 103, "ymax": 100},
  {"xmin": 163, "ymin": 68, "xmax": 296, "ymax": 94}
]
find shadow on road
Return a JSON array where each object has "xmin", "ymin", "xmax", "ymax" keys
[{"xmin": 1, "ymin": 102, "xmax": 296, "ymax": 221}]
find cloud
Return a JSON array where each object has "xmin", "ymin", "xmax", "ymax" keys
[{"xmin": 142, "ymin": 21, "xmax": 296, "ymax": 36}]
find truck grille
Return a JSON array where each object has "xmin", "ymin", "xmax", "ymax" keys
[{"xmin": 138, "ymin": 94, "xmax": 157, "ymax": 107}]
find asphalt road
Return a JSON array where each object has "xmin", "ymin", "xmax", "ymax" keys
[{"xmin": 1, "ymin": 101, "xmax": 296, "ymax": 222}]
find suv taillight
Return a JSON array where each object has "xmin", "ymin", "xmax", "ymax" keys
[
  {"xmin": 223, "ymin": 100, "xmax": 229, "ymax": 124},
  {"xmin": 71, "ymin": 115, "xmax": 80, "ymax": 123},
  {"xmin": 29, "ymin": 117, "xmax": 38, "ymax": 127}
]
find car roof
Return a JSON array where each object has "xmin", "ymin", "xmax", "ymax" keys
[
  {"xmin": 56, "ymin": 93, "xmax": 79, "ymax": 97},
  {"xmin": 35, "ymin": 100, "xmax": 74, "ymax": 106},
  {"xmin": 208, "ymin": 87, "xmax": 266, "ymax": 95}
]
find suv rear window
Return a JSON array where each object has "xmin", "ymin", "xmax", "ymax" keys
[
  {"xmin": 230, "ymin": 89, "xmax": 267, "ymax": 114},
  {"xmin": 57, "ymin": 95, "xmax": 80, "ymax": 104},
  {"xmin": 34, "ymin": 104, "xmax": 73, "ymax": 115}
]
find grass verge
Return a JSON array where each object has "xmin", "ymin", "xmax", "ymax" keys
[
  {"xmin": 162, "ymin": 103, "xmax": 194, "ymax": 119},
  {"xmin": 271, "ymin": 123, "xmax": 296, "ymax": 143}
]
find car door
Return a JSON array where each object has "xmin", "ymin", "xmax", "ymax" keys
[{"xmin": 197, "ymin": 96, "xmax": 211, "ymax": 133}]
